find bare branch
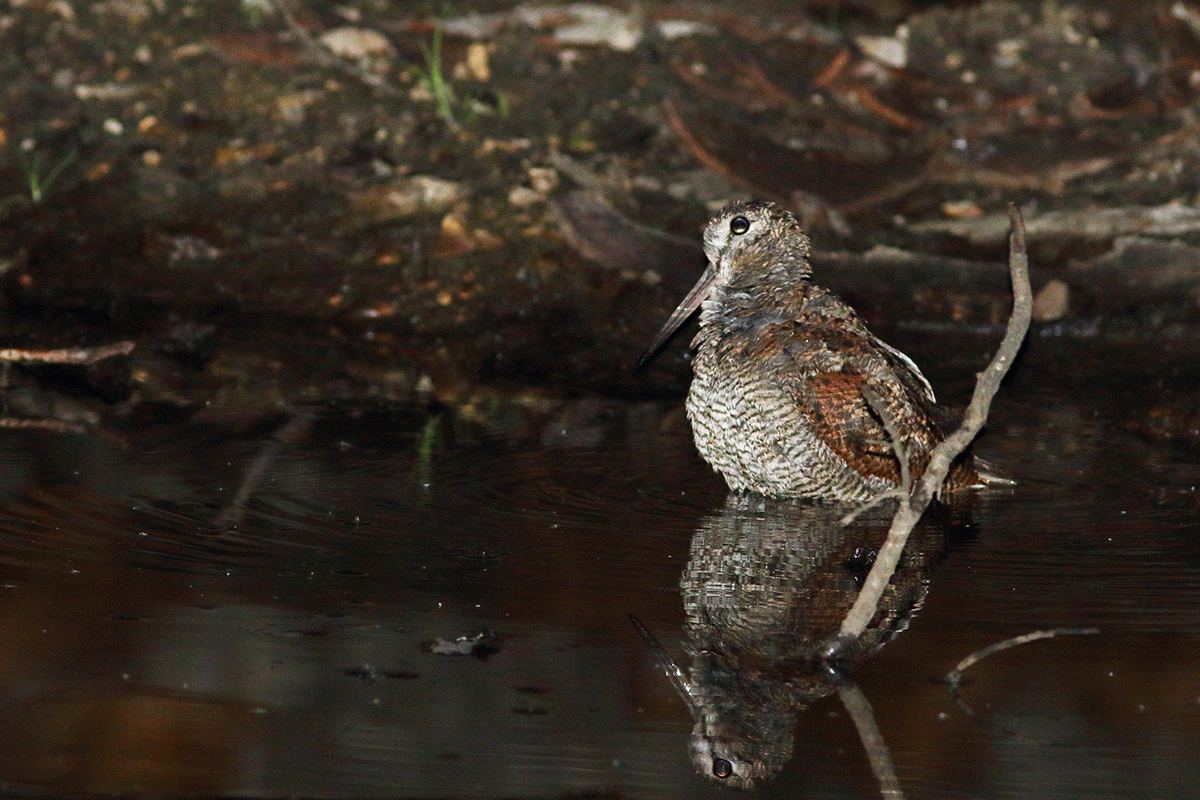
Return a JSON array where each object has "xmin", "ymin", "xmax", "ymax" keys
[
  {"xmin": 825, "ymin": 206, "xmax": 1032, "ymax": 657},
  {"xmin": 940, "ymin": 627, "xmax": 1100, "ymax": 745},
  {"xmin": 837, "ymin": 487, "xmax": 903, "ymax": 526},
  {"xmin": 0, "ymin": 417, "xmax": 89, "ymax": 435},
  {"xmin": 0, "ymin": 341, "xmax": 134, "ymax": 365}
]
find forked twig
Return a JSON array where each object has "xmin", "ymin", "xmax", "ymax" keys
[
  {"xmin": 825, "ymin": 206, "xmax": 1032, "ymax": 657},
  {"xmin": 271, "ymin": 0, "xmax": 403, "ymax": 96}
]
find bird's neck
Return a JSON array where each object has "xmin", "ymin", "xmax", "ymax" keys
[{"xmin": 701, "ymin": 266, "xmax": 815, "ymax": 331}]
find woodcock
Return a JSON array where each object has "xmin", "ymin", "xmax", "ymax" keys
[{"xmin": 643, "ymin": 201, "xmax": 984, "ymax": 502}]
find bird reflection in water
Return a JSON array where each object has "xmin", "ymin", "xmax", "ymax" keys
[{"xmin": 639, "ymin": 494, "xmax": 960, "ymax": 789}]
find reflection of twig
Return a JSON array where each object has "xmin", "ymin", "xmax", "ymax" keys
[
  {"xmin": 837, "ymin": 680, "xmax": 905, "ymax": 800},
  {"xmin": 212, "ymin": 411, "xmax": 315, "ymax": 529},
  {"xmin": 941, "ymin": 627, "xmax": 1100, "ymax": 745},
  {"xmin": 0, "ymin": 341, "xmax": 134, "ymax": 364},
  {"xmin": 942, "ymin": 627, "xmax": 1100, "ymax": 693},
  {"xmin": 826, "ymin": 206, "xmax": 1031, "ymax": 657}
]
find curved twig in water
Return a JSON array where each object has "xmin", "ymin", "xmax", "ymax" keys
[
  {"xmin": 825, "ymin": 206, "xmax": 1032, "ymax": 658},
  {"xmin": 212, "ymin": 411, "xmax": 315, "ymax": 530},
  {"xmin": 628, "ymin": 614, "xmax": 701, "ymax": 720}
]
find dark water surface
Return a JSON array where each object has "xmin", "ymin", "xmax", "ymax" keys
[{"xmin": 0, "ymin": 331, "xmax": 1198, "ymax": 799}]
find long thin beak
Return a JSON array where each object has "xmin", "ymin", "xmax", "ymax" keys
[{"xmin": 637, "ymin": 264, "xmax": 716, "ymax": 367}]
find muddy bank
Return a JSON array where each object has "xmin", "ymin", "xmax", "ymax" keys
[{"xmin": 3, "ymin": 0, "xmax": 1200, "ymax": 425}]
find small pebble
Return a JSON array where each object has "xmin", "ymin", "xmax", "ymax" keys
[
  {"xmin": 319, "ymin": 27, "xmax": 393, "ymax": 59},
  {"xmin": 1033, "ymin": 279, "xmax": 1069, "ymax": 322}
]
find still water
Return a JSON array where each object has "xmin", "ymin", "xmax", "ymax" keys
[{"xmin": 0, "ymin": 328, "xmax": 1197, "ymax": 798}]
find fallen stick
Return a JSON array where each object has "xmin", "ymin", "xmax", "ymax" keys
[
  {"xmin": 940, "ymin": 627, "xmax": 1100, "ymax": 745},
  {"xmin": 0, "ymin": 340, "xmax": 134, "ymax": 364}
]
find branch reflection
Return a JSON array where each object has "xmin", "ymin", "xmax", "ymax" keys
[{"xmin": 668, "ymin": 493, "xmax": 958, "ymax": 789}]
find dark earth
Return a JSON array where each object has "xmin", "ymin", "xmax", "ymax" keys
[
  {"xmin": 5, "ymin": 0, "xmax": 1200, "ymax": 422},
  {"xmin": 1, "ymin": 1, "xmax": 1200, "ymax": 798}
]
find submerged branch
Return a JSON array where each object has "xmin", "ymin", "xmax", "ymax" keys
[
  {"xmin": 212, "ymin": 411, "xmax": 315, "ymax": 529},
  {"xmin": 941, "ymin": 627, "xmax": 1100, "ymax": 745},
  {"xmin": 629, "ymin": 614, "xmax": 701, "ymax": 721}
]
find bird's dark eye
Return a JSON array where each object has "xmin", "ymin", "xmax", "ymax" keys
[
  {"xmin": 729, "ymin": 216, "xmax": 750, "ymax": 235},
  {"xmin": 712, "ymin": 758, "xmax": 734, "ymax": 779}
]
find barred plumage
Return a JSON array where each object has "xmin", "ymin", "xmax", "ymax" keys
[{"xmin": 648, "ymin": 201, "xmax": 981, "ymax": 501}]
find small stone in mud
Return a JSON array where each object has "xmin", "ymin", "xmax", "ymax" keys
[
  {"xmin": 508, "ymin": 185, "xmax": 542, "ymax": 206},
  {"xmin": 351, "ymin": 175, "xmax": 467, "ymax": 222},
  {"xmin": 941, "ymin": 199, "xmax": 984, "ymax": 219},
  {"xmin": 1033, "ymin": 279, "xmax": 1069, "ymax": 322},
  {"xmin": 527, "ymin": 167, "xmax": 558, "ymax": 195},
  {"xmin": 464, "ymin": 42, "xmax": 491, "ymax": 81},
  {"xmin": 318, "ymin": 27, "xmax": 394, "ymax": 60},
  {"xmin": 435, "ymin": 213, "xmax": 476, "ymax": 258},
  {"xmin": 423, "ymin": 630, "xmax": 502, "ymax": 659}
]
